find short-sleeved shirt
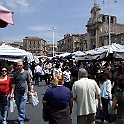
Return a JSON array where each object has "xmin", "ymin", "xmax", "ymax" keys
[
  {"xmin": 115, "ymin": 90, "xmax": 124, "ymax": 119},
  {"xmin": 43, "ymin": 86, "xmax": 72, "ymax": 107},
  {"xmin": 12, "ymin": 70, "xmax": 30, "ymax": 94},
  {"xmin": 72, "ymin": 78, "xmax": 100, "ymax": 115},
  {"xmin": 53, "ymin": 68, "xmax": 62, "ymax": 77},
  {"xmin": 0, "ymin": 76, "xmax": 12, "ymax": 95},
  {"xmin": 63, "ymin": 71, "xmax": 71, "ymax": 82}
]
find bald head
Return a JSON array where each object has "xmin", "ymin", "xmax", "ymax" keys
[{"xmin": 78, "ymin": 68, "xmax": 88, "ymax": 78}]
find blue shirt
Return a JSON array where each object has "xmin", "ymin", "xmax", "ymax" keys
[
  {"xmin": 70, "ymin": 67, "xmax": 79, "ymax": 77},
  {"xmin": 43, "ymin": 86, "xmax": 72, "ymax": 107}
]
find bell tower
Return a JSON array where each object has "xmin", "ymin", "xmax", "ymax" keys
[{"xmin": 86, "ymin": 3, "xmax": 103, "ymax": 49}]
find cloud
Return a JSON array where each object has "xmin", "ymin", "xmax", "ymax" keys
[
  {"xmin": 0, "ymin": 0, "xmax": 39, "ymax": 14},
  {"xmin": 2, "ymin": 35, "xmax": 24, "ymax": 42},
  {"xmin": 28, "ymin": 25, "xmax": 51, "ymax": 31}
]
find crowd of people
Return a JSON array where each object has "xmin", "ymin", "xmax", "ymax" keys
[{"xmin": 0, "ymin": 58, "xmax": 124, "ymax": 124}]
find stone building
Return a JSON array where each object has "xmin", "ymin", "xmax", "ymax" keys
[
  {"xmin": 7, "ymin": 42, "xmax": 23, "ymax": 49},
  {"xmin": 57, "ymin": 3, "xmax": 124, "ymax": 53},
  {"xmin": 46, "ymin": 44, "xmax": 57, "ymax": 57},
  {"xmin": 23, "ymin": 36, "xmax": 46, "ymax": 56},
  {"xmin": 57, "ymin": 34, "xmax": 84, "ymax": 53},
  {"xmin": 86, "ymin": 2, "xmax": 124, "ymax": 49}
]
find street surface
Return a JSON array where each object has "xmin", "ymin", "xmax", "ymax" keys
[{"xmin": 0, "ymin": 80, "xmax": 106, "ymax": 124}]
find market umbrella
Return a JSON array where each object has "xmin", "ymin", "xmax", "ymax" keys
[{"xmin": 0, "ymin": 5, "xmax": 14, "ymax": 28}]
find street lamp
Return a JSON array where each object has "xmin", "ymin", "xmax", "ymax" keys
[
  {"xmin": 48, "ymin": 27, "xmax": 55, "ymax": 57},
  {"xmin": 102, "ymin": 0, "xmax": 117, "ymax": 45}
]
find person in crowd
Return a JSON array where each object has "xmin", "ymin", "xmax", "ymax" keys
[
  {"xmin": 112, "ymin": 74, "xmax": 124, "ymax": 124},
  {"xmin": 44, "ymin": 58, "xmax": 52, "ymax": 86},
  {"xmin": 23, "ymin": 63, "xmax": 33, "ymax": 104},
  {"xmin": 70, "ymin": 62, "xmax": 79, "ymax": 90},
  {"xmin": 0, "ymin": 67, "xmax": 12, "ymax": 124},
  {"xmin": 30, "ymin": 61, "xmax": 36, "ymax": 81},
  {"xmin": 100, "ymin": 72, "xmax": 112, "ymax": 123},
  {"xmin": 42, "ymin": 75, "xmax": 73, "ymax": 124},
  {"xmin": 34, "ymin": 63, "xmax": 43, "ymax": 85},
  {"xmin": 63, "ymin": 66, "xmax": 71, "ymax": 89},
  {"xmin": 104, "ymin": 64, "xmax": 115, "ymax": 91},
  {"xmin": 52, "ymin": 63, "xmax": 62, "ymax": 78},
  {"xmin": 72, "ymin": 68, "xmax": 102, "ymax": 124},
  {"xmin": 10, "ymin": 60, "xmax": 33, "ymax": 124},
  {"xmin": 112, "ymin": 66, "xmax": 119, "ymax": 95}
]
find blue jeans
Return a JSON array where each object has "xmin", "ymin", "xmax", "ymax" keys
[
  {"xmin": 0, "ymin": 103, "xmax": 9, "ymax": 124},
  {"xmin": 35, "ymin": 72, "xmax": 41, "ymax": 85},
  {"xmin": 15, "ymin": 93, "xmax": 27, "ymax": 124}
]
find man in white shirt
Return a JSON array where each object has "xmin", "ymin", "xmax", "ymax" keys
[
  {"xmin": 34, "ymin": 63, "xmax": 42, "ymax": 85},
  {"xmin": 72, "ymin": 68, "xmax": 102, "ymax": 124}
]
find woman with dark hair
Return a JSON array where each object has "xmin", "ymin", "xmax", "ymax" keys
[
  {"xmin": 42, "ymin": 75, "xmax": 73, "ymax": 124},
  {"xmin": 100, "ymin": 73, "xmax": 112, "ymax": 123},
  {"xmin": 112, "ymin": 74, "xmax": 124, "ymax": 124},
  {"xmin": 0, "ymin": 67, "xmax": 12, "ymax": 124}
]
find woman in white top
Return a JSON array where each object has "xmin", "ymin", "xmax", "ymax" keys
[
  {"xmin": 63, "ymin": 66, "xmax": 71, "ymax": 89},
  {"xmin": 53, "ymin": 63, "xmax": 62, "ymax": 78},
  {"xmin": 101, "ymin": 72, "xmax": 112, "ymax": 123}
]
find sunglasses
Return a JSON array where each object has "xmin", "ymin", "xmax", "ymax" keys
[
  {"xmin": 17, "ymin": 65, "xmax": 23, "ymax": 67},
  {"xmin": 1, "ymin": 70, "xmax": 7, "ymax": 72}
]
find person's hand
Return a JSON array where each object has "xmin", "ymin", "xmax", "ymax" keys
[
  {"xmin": 28, "ymin": 91, "xmax": 33, "ymax": 98},
  {"xmin": 98, "ymin": 101, "xmax": 102, "ymax": 110},
  {"xmin": 10, "ymin": 93, "xmax": 14, "ymax": 99}
]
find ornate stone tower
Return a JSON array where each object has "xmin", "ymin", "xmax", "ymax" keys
[
  {"xmin": 86, "ymin": 2, "xmax": 122, "ymax": 50},
  {"xmin": 86, "ymin": 3, "xmax": 103, "ymax": 49}
]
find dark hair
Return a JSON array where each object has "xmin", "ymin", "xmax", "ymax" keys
[
  {"xmin": 0, "ymin": 66, "xmax": 7, "ymax": 71},
  {"xmin": 0, "ymin": 66, "xmax": 7, "ymax": 75},
  {"xmin": 101, "ymin": 72, "xmax": 111, "ymax": 82},
  {"xmin": 55, "ymin": 63, "xmax": 60, "ymax": 68},
  {"xmin": 117, "ymin": 74, "xmax": 124, "ymax": 90}
]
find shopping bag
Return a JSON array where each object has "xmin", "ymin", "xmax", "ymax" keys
[
  {"xmin": 10, "ymin": 98, "xmax": 16, "ymax": 113},
  {"xmin": 108, "ymin": 100, "xmax": 117, "ymax": 115},
  {"xmin": 29, "ymin": 92, "xmax": 39, "ymax": 106}
]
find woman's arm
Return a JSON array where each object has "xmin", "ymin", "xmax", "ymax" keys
[{"xmin": 112, "ymin": 96, "xmax": 118, "ymax": 110}]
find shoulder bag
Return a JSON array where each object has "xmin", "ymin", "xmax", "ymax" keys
[{"xmin": 42, "ymin": 103, "xmax": 49, "ymax": 122}]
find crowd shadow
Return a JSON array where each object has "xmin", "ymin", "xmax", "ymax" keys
[
  {"xmin": 0, "ymin": 117, "xmax": 30, "ymax": 124},
  {"xmin": 0, "ymin": 119, "xmax": 18, "ymax": 124}
]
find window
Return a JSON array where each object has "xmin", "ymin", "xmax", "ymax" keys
[
  {"xmin": 102, "ymin": 16, "xmax": 105, "ymax": 22},
  {"xmin": 121, "ymin": 37, "xmax": 124, "ymax": 44},
  {"xmin": 111, "ymin": 17, "xmax": 113, "ymax": 23}
]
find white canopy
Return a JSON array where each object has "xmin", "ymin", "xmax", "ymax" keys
[
  {"xmin": 0, "ymin": 44, "xmax": 37, "ymax": 63},
  {"xmin": 75, "ymin": 43, "xmax": 124, "ymax": 61},
  {"xmin": 114, "ymin": 48, "xmax": 124, "ymax": 59}
]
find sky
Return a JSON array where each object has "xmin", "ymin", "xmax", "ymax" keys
[{"xmin": 0, "ymin": 0, "xmax": 123, "ymax": 44}]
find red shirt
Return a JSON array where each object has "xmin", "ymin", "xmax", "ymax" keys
[{"xmin": 0, "ymin": 76, "xmax": 12, "ymax": 95}]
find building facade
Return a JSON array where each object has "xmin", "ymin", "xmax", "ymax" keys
[
  {"xmin": 46, "ymin": 44, "xmax": 57, "ymax": 57},
  {"xmin": 57, "ymin": 3, "xmax": 124, "ymax": 53},
  {"xmin": 86, "ymin": 3, "xmax": 124, "ymax": 49},
  {"xmin": 23, "ymin": 36, "xmax": 46, "ymax": 56},
  {"xmin": 57, "ymin": 34, "xmax": 85, "ymax": 53}
]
